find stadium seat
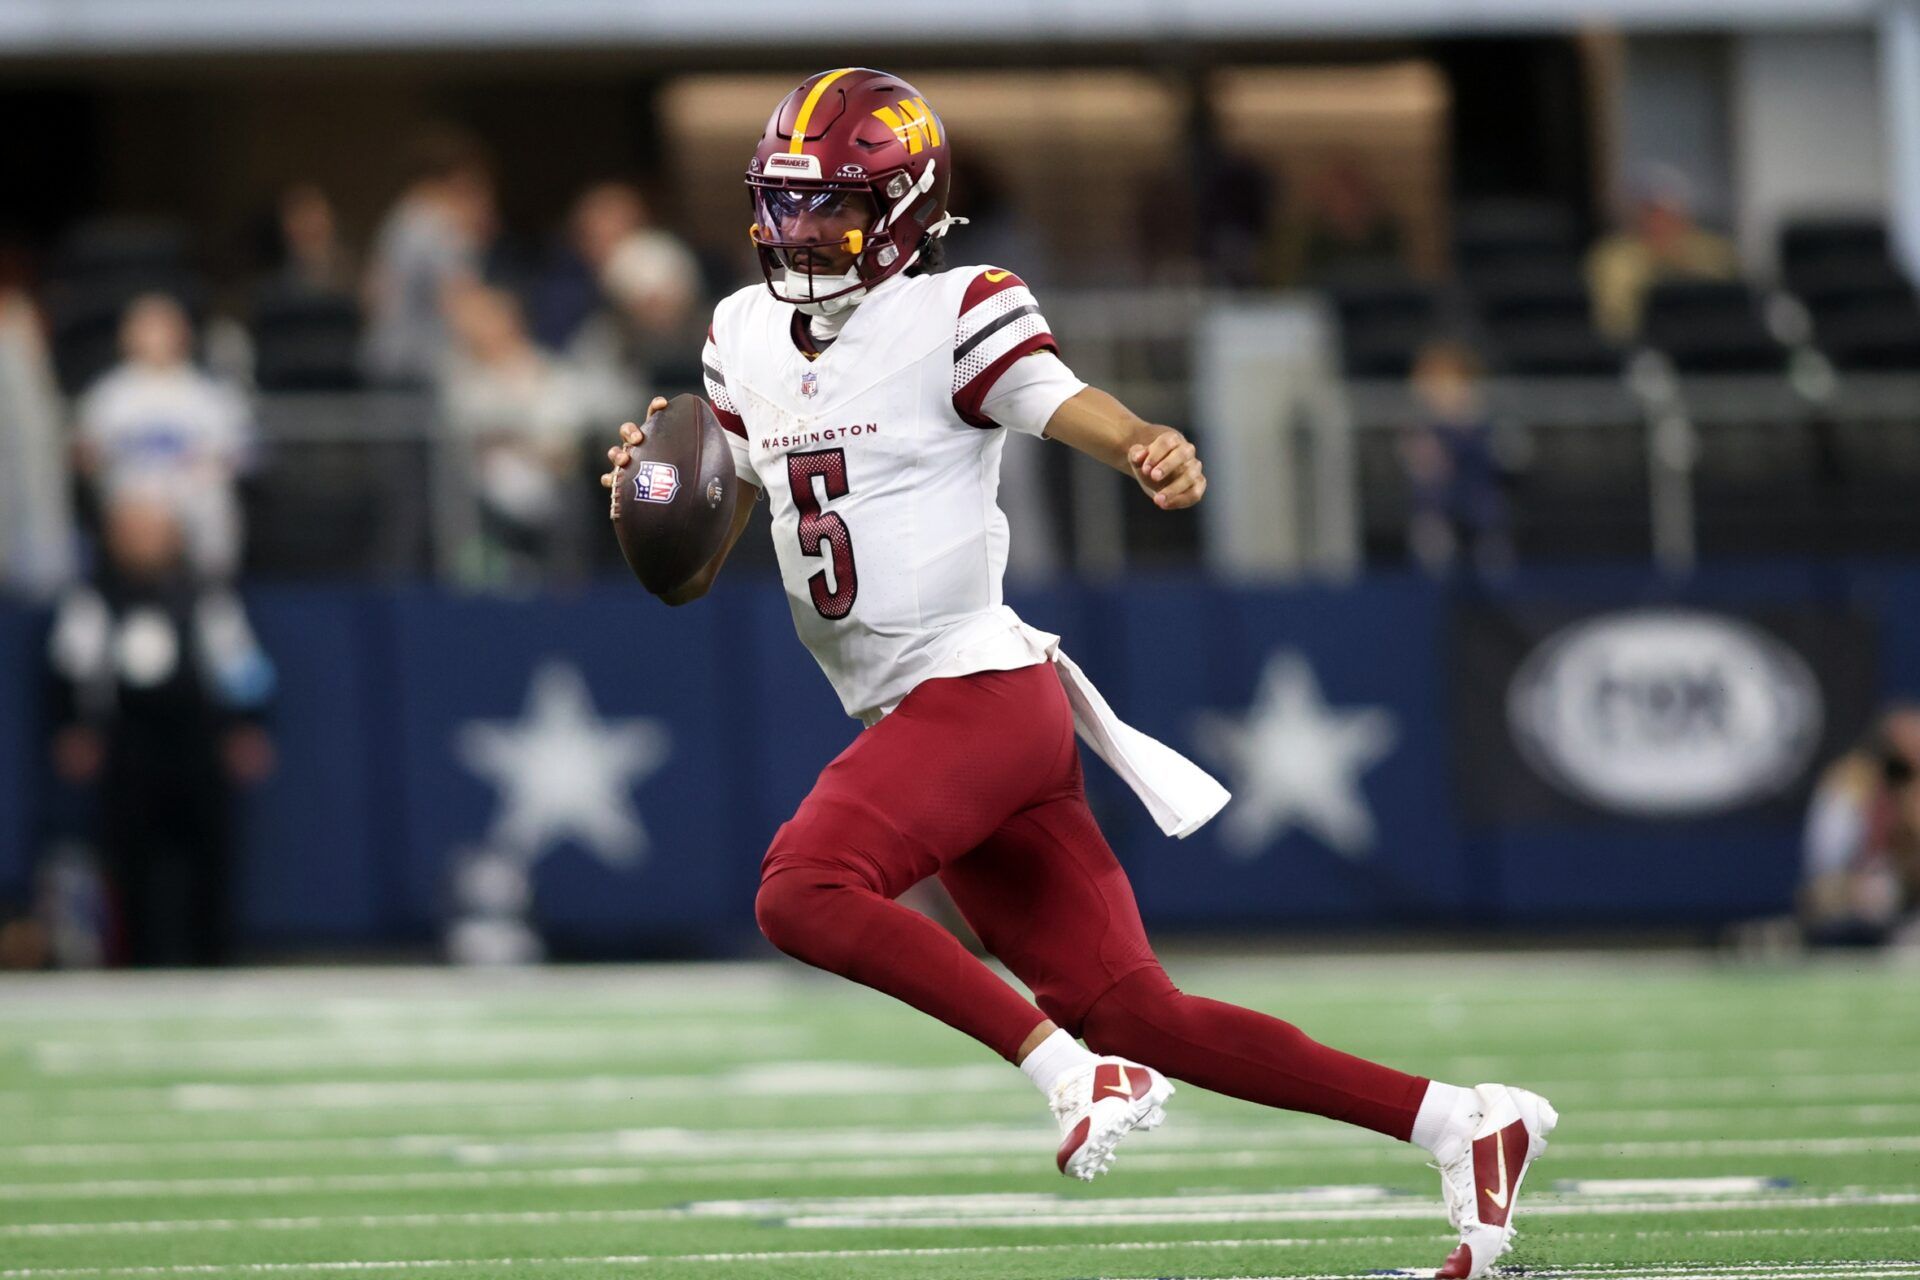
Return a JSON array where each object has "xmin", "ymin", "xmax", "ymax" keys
[
  {"xmin": 1492, "ymin": 382, "xmax": 1649, "ymax": 559},
  {"xmin": 1780, "ymin": 236, "xmax": 1920, "ymax": 372},
  {"xmin": 1469, "ymin": 262, "xmax": 1624, "ymax": 377},
  {"xmin": 53, "ymin": 217, "xmax": 191, "ymax": 284},
  {"xmin": 1487, "ymin": 320, "xmax": 1625, "ymax": 377},
  {"xmin": 1813, "ymin": 299, "xmax": 1920, "ymax": 372},
  {"xmin": 1452, "ymin": 198, "xmax": 1581, "ymax": 281},
  {"xmin": 1324, "ymin": 272, "xmax": 1446, "ymax": 379},
  {"xmin": 250, "ymin": 283, "xmax": 364, "ymax": 391},
  {"xmin": 1469, "ymin": 260, "xmax": 1590, "ymax": 327},
  {"xmin": 1780, "ymin": 216, "xmax": 1891, "ymax": 277},
  {"xmin": 1642, "ymin": 281, "xmax": 1788, "ymax": 374}
]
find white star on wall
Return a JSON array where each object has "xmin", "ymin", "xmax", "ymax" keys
[
  {"xmin": 455, "ymin": 661, "xmax": 671, "ymax": 869},
  {"xmin": 1194, "ymin": 651, "xmax": 1398, "ymax": 861}
]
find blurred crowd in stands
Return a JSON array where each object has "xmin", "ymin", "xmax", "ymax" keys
[
  {"xmin": 1, "ymin": 125, "xmax": 713, "ymax": 602},
  {"xmin": 2, "ymin": 122, "xmax": 1919, "ymax": 601}
]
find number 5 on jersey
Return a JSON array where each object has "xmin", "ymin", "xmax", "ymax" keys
[{"xmin": 786, "ymin": 449, "xmax": 857, "ymax": 620}]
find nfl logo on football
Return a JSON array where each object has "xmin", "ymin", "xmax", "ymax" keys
[
  {"xmin": 630, "ymin": 461, "xmax": 680, "ymax": 504},
  {"xmin": 800, "ymin": 370, "xmax": 819, "ymax": 399}
]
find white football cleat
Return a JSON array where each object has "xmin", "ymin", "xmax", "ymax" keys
[
  {"xmin": 1432, "ymin": 1082, "xmax": 1558, "ymax": 1278},
  {"xmin": 1049, "ymin": 1057, "xmax": 1173, "ymax": 1181}
]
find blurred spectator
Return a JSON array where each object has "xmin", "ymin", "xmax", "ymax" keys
[
  {"xmin": 75, "ymin": 294, "xmax": 253, "ymax": 581},
  {"xmin": 530, "ymin": 181, "xmax": 647, "ymax": 352},
  {"xmin": 440, "ymin": 282, "xmax": 591, "ymax": 587},
  {"xmin": 362, "ymin": 125, "xmax": 497, "ymax": 386},
  {"xmin": 1799, "ymin": 707, "xmax": 1920, "ymax": 948},
  {"xmin": 1291, "ymin": 160, "xmax": 1405, "ymax": 283},
  {"xmin": 0, "ymin": 262, "xmax": 76, "ymax": 598},
  {"xmin": 603, "ymin": 229, "xmax": 701, "ymax": 344},
  {"xmin": 46, "ymin": 491, "xmax": 275, "ymax": 967},
  {"xmin": 565, "ymin": 225, "xmax": 705, "ymax": 424},
  {"xmin": 259, "ymin": 182, "xmax": 356, "ymax": 293},
  {"xmin": 1587, "ymin": 167, "xmax": 1740, "ymax": 341},
  {"xmin": 1399, "ymin": 340, "xmax": 1514, "ymax": 578}
]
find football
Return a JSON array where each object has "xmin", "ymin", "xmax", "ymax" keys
[{"xmin": 609, "ymin": 393, "xmax": 740, "ymax": 596}]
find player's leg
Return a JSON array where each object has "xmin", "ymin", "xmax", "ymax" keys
[
  {"xmin": 941, "ymin": 769, "xmax": 1428, "ymax": 1139},
  {"xmin": 752, "ymin": 664, "xmax": 1075, "ymax": 1064},
  {"xmin": 943, "ymin": 763, "xmax": 1556, "ymax": 1275}
]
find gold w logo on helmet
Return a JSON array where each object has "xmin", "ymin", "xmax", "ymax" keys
[{"xmin": 871, "ymin": 97, "xmax": 941, "ymax": 154}]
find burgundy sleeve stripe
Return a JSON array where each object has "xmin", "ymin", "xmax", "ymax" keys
[
  {"xmin": 955, "ymin": 303, "xmax": 1040, "ymax": 362},
  {"xmin": 712, "ymin": 404, "xmax": 747, "ymax": 438},
  {"xmin": 952, "ymin": 330, "xmax": 1057, "ymax": 428}
]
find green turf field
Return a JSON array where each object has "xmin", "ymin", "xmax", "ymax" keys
[{"xmin": 2, "ymin": 953, "xmax": 1917, "ymax": 1279}]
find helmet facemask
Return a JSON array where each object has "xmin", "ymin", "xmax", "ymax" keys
[{"xmin": 750, "ymin": 182, "xmax": 889, "ymax": 316}]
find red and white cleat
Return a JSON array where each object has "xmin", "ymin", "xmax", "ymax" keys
[
  {"xmin": 1050, "ymin": 1058, "xmax": 1173, "ymax": 1181},
  {"xmin": 1432, "ymin": 1083, "xmax": 1558, "ymax": 1279}
]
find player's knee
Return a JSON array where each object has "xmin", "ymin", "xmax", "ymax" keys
[
  {"xmin": 748, "ymin": 875, "xmax": 810, "ymax": 955},
  {"xmin": 756, "ymin": 867, "xmax": 864, "ymax": 967},
  {"xmin": 753, "ymin": 871, "xmax": 824, "ymax": 959}
]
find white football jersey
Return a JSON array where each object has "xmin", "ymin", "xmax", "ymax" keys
[{"xmin": 703, "ymin": 265, "xmax": 1067, "ymax": 722}]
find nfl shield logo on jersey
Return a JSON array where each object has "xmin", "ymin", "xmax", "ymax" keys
[
  {"xmin": 630, "ymin": 461, "xmax": 680, "ymax": 504},
  {"xmin": 800, "ymin": 370, "xmax": 819, "ymax": 399}
]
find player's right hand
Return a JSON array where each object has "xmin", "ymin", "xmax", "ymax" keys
[{"xmin": 600, "ymin": 396, "xmax": 669, "ymax": 490}]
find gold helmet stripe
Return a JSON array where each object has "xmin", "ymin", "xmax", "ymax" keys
[{"xmin": 788, "ymin": 68, "xmax": 859, "ymax": 155}]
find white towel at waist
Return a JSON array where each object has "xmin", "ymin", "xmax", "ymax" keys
[{"xmin": 1030, "ymin": 629, "xmax": 1231, "ymax": 840}]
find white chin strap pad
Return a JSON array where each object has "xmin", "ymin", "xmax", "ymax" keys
[{"xmin": 788, "ymin": 268, "xmax": 868, "ymax": 317}]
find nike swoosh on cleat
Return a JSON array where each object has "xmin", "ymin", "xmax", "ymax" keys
[{"xmin": 1482, "ymin": 1130, "xmax": 1509, "ymax": 1209}]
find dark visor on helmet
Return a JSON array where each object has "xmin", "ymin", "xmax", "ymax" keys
[{"xmin": 753, "ymin": 185, "xmax": 874, "ymax": 239}]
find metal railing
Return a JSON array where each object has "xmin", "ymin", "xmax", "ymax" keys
[{"xmin": 192, "ymin": 293, "xmax": 1920, "ymax": 583}]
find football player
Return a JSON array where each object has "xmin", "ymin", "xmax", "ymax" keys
[{"xmin": 602, "ymin": 68, "xmax": 1554, "ymax": 1278}]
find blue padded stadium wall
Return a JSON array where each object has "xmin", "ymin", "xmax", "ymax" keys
[{"xmin": 3, "ymin": 562, "xmax": 1917, "ymax": 955}]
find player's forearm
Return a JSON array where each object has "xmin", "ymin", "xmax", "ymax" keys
[
  {"xmin": 1043, "ymin": 386, "xmax": 1207, "ymax": 511},
  {"xmin": 1043, "ymin": 387, "xmax": 1161, "ymax": 475}
]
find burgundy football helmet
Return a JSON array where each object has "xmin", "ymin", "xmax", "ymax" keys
[{"xmin": 747, "ymin": 67, "xmax": 960, "ymax": 313}]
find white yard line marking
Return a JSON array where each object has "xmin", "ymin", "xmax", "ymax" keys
[
  {"xmin": 787, "ymin": 1189, "xmax": 1920, "ymax": 1228},
  {"xmin": 14, "ymin": 1184, "xmax": 1920, "ymax": 1240},
  {"xmin": 28, "ymin": 1028, "xmax": 803, "ymax": 1075},
  {"xmin": 4, "ymin": 1068, "xmax": 1920, "ymax": 1121},
  {"xmin": 2, "ymin": 1124, "xmax": 1913, "ymax": 1170},
  {"xmin": 3, "ymin": 1136, "xmax": 1916, "ymax": 1205},
  {"xmin": 1554, "ymin": 1177, "xmax": 1791, "ymax": 1195},
  {"xmin": 7, "ymin": 1101, "xmax": 1920, "ymax": 1151},
  {"xmin": 0, "ymin": 1105, "xmax": 1912, "ymax": 1151},
  {"xmin": 0, "ymin": 1188, "xmax": 1403, "ymax": 1236}
]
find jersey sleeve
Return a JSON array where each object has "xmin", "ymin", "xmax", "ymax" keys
[
  {"xmin": 951, "ymin": 268, "xmax": 1060, "ymax": 428},
  {"xmin": 702, "ymin": 322, "xmax": 760, "ymax": 487}
]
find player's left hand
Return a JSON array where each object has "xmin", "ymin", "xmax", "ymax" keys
[{"xmin": 1127, "ymin": 429, "xmax": 1206, "ymax": 510}]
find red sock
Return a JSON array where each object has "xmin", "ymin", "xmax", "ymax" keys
[
  {"xmin": 755, "ymin": 865, "xmax": 1045, "ymax": 1064},
  {"xmin": 1080, "ymin": 966, "xmax": 1427, "ymax": 1140}
]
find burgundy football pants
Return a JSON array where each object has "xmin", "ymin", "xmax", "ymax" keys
[{"xmin": 755, "ymin": 662, "xmax": 1428, "ymax": 1140}]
